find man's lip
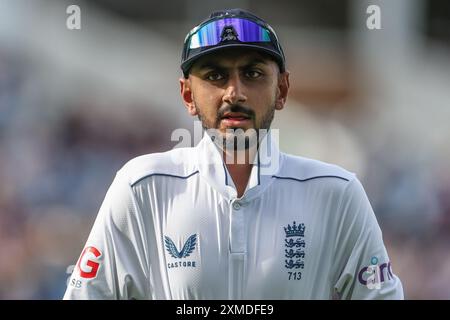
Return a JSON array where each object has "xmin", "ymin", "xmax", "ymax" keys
[
  {"xmin": 221, "ymin": 112, "xmax": 251, "ymax": 119},
  {"xmin": 221, "ymin": 117, "xmax": 251, "ymax": 126}
]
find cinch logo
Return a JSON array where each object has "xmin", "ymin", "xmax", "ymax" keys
[
  {"xmin": 165, "ymin": 234, "xmax": 197, "ymax": 269},
  {"xmin": 77, "ymin": 246, "xmax": 101, "ymax": 279},
  {"xmin": 358, "ymin": 256, "xmax": 394, "ymax": 289}
]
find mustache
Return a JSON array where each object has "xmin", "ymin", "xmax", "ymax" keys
[{"xmin": 217, "ymin": 105, "xmax": 255, "ymax": 120}]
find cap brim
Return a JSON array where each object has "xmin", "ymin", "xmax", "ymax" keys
[{"xmin": 181, "ymin": 43, "xmax": 285, "ymax": 76}]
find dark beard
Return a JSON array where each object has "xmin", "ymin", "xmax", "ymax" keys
[{"xmin": 195, "ymin": 103, "xmax": 275, "ymax": 151}]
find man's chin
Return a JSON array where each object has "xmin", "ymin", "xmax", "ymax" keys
[{"xmin": 215, "ymin": 129, "xmax": 260, "ymax": 151}]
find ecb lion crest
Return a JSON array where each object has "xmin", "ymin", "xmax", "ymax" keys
[{"xmin": 283, "ymin": 222, "xmax": 306, "ymax": 272}]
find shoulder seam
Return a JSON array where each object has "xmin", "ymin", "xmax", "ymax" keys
[
  {"xmin": 272, "ymin": 175, "xmax": 350, "ymax": 182},
  {"xmin": 131, "ymin": 170, "xmax": 199, "ymax": 187}
]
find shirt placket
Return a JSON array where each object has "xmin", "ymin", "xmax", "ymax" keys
[{"xmin": 228, "ymin": 199, "xmax": 247, "ymax": 299}]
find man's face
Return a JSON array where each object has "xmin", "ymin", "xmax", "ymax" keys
[{"xmin": 180, "ymin": 48, "xmax": 289, "ymax": 149}]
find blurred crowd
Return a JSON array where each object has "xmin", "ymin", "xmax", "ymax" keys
[
  {"xmin": 1, "ymin": 0, "xmax": 450, "ymax": 300},
  {"xmin": 0, "ymin": 49, "xmax": 173, "ymax": 298}
]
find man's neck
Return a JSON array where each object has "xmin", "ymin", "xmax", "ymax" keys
[{"xmin": 223, "ymin": 145, "xmax": 257, "ymax": 198}]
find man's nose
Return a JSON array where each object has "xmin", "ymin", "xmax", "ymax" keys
[{"xmin": 222, "ymin": 75, "xmax": 247, "ymax": 105}]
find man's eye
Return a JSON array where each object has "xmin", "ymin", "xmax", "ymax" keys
[
  {"xmin": 246, "ymin": 70, "xmax": 262, "ymax": 78},
  {"xmin": 206, "ymin": 73, "xmax": 224, "ymax": 81}
]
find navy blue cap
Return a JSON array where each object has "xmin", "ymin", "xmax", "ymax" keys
[{"xmin": 181, "ymin": 9, "xmax": 286, "ymax": 77}]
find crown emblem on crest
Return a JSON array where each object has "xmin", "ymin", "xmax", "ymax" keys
[{"xmin": 284, "ymin": 221, "xmax": 305, "ymax": 237}]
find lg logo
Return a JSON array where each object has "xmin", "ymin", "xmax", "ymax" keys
[
  {"xmin": 76, "ymin": 246, "xmax": 102, "ymax": 279},
  {"xmin": 66, "ymin": 246, "xmax": 102, "ymax": 289}
]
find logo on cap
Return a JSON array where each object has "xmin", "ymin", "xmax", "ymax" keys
[{"xmin": 220, "ymin": 26, "xmax": 239, "ymax": 42}]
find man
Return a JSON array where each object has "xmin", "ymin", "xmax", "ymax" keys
[{"xmin": 64, "ymin": 8, "xmax": 404, "ymax": 299}]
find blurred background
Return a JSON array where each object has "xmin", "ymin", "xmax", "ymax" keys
[{"xmin": 0, "ymin": 0, "xmax": 449, "ymax": 299}]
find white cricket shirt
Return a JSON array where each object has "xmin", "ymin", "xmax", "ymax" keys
[{"xmin": 64, "ymin": 132, "xmax": 404, "ymax": 300}]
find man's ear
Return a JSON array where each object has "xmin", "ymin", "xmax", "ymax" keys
[
  {"xmin": 275, "ymin": 70, "xmax": 290, "ymax": 110},
  {"xmin": 180, "ymin": 77, "xmax": 198, "ymax": 116}
]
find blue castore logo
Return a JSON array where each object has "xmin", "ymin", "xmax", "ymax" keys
[
  {"xmin": 165, "ymin": 234, "xmax": 197, "ymax": 258},
  {"xmin": 165, "ymin": 234, "xmax": 198, "ymax": 269}
]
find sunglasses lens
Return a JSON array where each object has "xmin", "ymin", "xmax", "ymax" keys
[{"xmin": 188, "ymin": 18, "xmax": 272, "ymax": 49}]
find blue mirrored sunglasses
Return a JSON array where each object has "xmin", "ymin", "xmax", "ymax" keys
[{"xmin": 186, "ymin": 17, "xmax": 273, "ymax": 49}]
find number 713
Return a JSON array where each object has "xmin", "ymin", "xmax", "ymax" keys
[{"xmin": 288, "ymin": 272, "xmax": 302, "ymax": 280}]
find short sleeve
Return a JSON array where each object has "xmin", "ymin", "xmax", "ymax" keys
[
  {"xmin": 63, "ymin": 173, "xmax": 150, "ymax": 300},
  {"xmin": 332, "ymin": 178, "xmax": 404, "ymax": 300}
]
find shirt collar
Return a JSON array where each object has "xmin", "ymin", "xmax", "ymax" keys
[{"xmin": 195, "ymin": 130, "xmax": 282, "ymax": 201}]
